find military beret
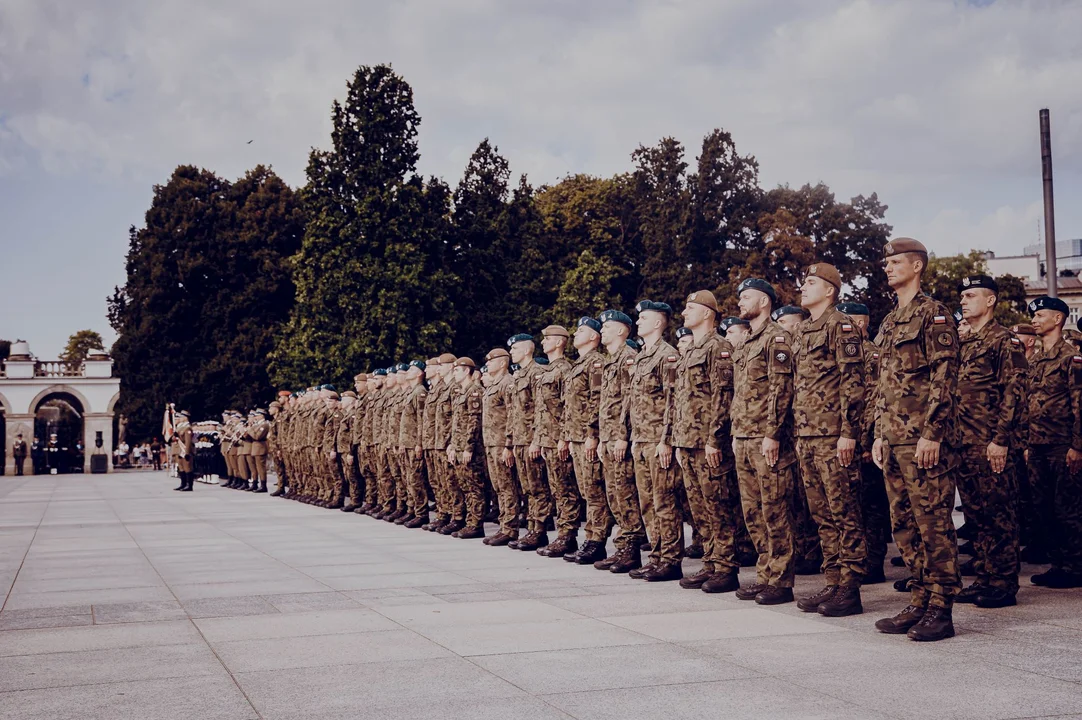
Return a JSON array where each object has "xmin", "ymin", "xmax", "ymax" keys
[
  {"xmin": 277, "ymin": 390, "xmax": 291, "ymax": 397},
  {"xmin": 635, "ymin": 299, "xmax": 673, "ymax": 316},
  {"xmin": 1011, "ymin": 324, "xmax": 1037, "ymax": 337},
  {"xmin": 454, "ymin": 357, "xmax": 476, "ymax": 369},
  {"xmin": 324, "ymin": 390, "xmax": 340, "ymax": 400},
  {"xmin": 438, "ymin": 352, "xmax": 457, "ymax": 364},
  {"xmin": 342, "ymin": 391, "xmax": 357, "ymax": 399},
  {"xmin": 685, "ymin": 290, "xmax": 718, "ymax": 313},
  {"xmin": 952, "ymin": 307, "xmax": 964, "ymax": 324},
  {"xmin": 1028, "ymin": 296, "xmax": 1069, "ymax": 317},
  {"xmin": 805, "ymin": 263, "xmax": 842, "ymax": 290},
  {"xmin": 883, "ymin": 237, "xmax": 927, "ymax": 257},
  {"xmin": 541, "ymin": 325, "xmax": 569, "ymax": 338},
  {"xmin": 719, "ymin": 316, "xmax": 750, "ymax": 331},
  {"xmin": 507, "ymin": 333, "xmax": 534, "ymax": 347},
  {"xmin": 836, "ymin": 302, "xmax": 870, "ymax": 317},
  {"xmin": 427, "ymin": 357, "xmax": 439, "ymax": 366},
  {"xmin": 535, "ymin": 357, "xmax": 549, "ymax": 365},
  {"xmin": 485, "ymin": 348, "xmax": 510, "ymax": 361},
  {"xmin": 676, "ymin": 326, "xmax": 692, "ymax": 339},
  {"xmin": 269, "ymin": 401, "xmax": 281, "ymax": 409},
  {"xmin": 395, "ymin": 363, "xmax": 409, "ymax": 372},
  {"xmin": 373, "ymin": 368, "xmax": 388, "ymax": 376},
  {"xmin": 627, "ymin": 338, "xmax": 644, "ymax": 350},
  {"xmin": 577, "ymin": 316, "xmax": 602, "ymax": 333},
  {"xmin": 409, "ymin": 360, "xmax": 426, "ymax": 371},
  {"xmin": 510, "ymin": 363, "xmax": 521, "ymax": 373},
  {"xmin": 958, "ymin": 275, "xmax": 998, "ymax": 294},
  {"xmin": 736, "ymin": 278, "xmax": 777, "ymax": 305},
  {"xmin": 321, "ymin": 383, "xmax": 336, "ymax": 392},
  {"xmin": 599, "ymin": 310, "xmax": 633, "ymax": 328},
  {"xmin": 771, "ymin": 305, "xmax": 806, "ymax": 321},
  {"xmin": 479, "ymin": 364, "xmax": 489, "ymax": 374}
]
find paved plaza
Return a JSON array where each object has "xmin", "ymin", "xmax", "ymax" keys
[{"xmin": 2, "ymin": 472, "xmax": 1082, "ymax": 720}]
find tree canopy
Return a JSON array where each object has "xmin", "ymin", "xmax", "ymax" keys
[{"xmin": 60, "ymin": 330, "xmax": 105, "ymax": 367}]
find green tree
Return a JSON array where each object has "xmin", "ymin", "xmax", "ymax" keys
[
  {"xmin": 60, "ymin": 330, "xmax": 105, "ymax": 367},
  {"xmin": 632, "ymin": 138, "xmax": 691, "ymax": 301},
  {"xmin": 552, "ymin": 249, "xmax": 625, "ymax": 328},
  {"xmin": 925, "ymin": 251, "xmax": 1028, "ymax": 328}
]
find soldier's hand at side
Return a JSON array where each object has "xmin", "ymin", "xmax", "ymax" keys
[
  {"xmin": 761, "ymin": 437, "xmax": 779, "ymax": 468},
  {"xmin": 461, "ymin": 450, "xmax": 472, "ymax": 464},
  {"xmin": 987, "ymin": 442, "xmax": 1008, "ymax": 474},
  {"xmin": 837, "ymin": 437, "xmax": 856, "ymax": 467},
  {"xmin": 446, "ymin": 447, "xmax": 455, "ymax": 464},
  {"xmin": 556, "ymin": 440, "xmax": 569, "ymax": 462},
  {"xmin": 584, "ymin": 437, "xmax": 598, "ymax": 462},
  {"xmin": 613, "ymin": 440, "xmax": 629, "ymax": 461},
  {"xmin": 529, "ymin": 443, "xmax": 543, "ymax": 461},
  {"xmin": 502, "ymin": 447, "xmax": 514, "ymax": 468},
  {"xmin": 656, "ymin": 442, "xmax": 672, "ymax": 469},
  {"xmin": 1068, "ymin": 448, "xmax": 1082, "ymax": 475},
  {"xmin": 871, "ymin": 439, "xmax": 885, "ymax": 469},
  {"xmin": 915, "ymin": 438, "xmax": 940, "ymax": 470},
  {"xmin": 705, "ymin": 446, "xmax": 721, "ymax": 469}
]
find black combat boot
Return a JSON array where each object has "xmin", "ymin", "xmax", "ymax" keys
[
  {"xmin": 440, "ymin": 519, "xmax": 464, "ymax": 535},
  {"xmin": 890, "ymin": 555, "xmax": 906, "ymax": 567},
  {"xmin": 607, "ymin": 547, "xmax": 642, "ymax": 574},
  {"xmin": 537, "ymin": 533, "xmax": 576, "ymax": 557},
  {"xmin": 629, "ymin": 562, "xmax": 657, "ymax": 580},
  {"xmin": 515, "ymin": 531, "xmax": 549, "ymax": 551},
  {"xmin": 734, "ymin": 583, "xmax": 767, "ymax": 601},
  {"xmin": 797, "ymin": 585, "xmax": 837, "ymax": 612},
  {"xmin": 875, "ymin": 604, "xmax": 926, "ymax": 634},
  {"xmin": 643, "ymin": 562, "xmax": 683, "ymax": 582},
  {"xmin": 255, "ymin": 482, "xmax": 268, "ymax": 494},
  {"xmin": 270, "ymin": 485, "xmax": 285, "ymax": 497},
  {"xmin": 955, "ymin": 583, "xmax": 986, "ymax": 604},
  {"xmin": 906, "ymin": 605, "xmax": 954, "ymax": 641},
  {"xmin": 684, "ymin": 543, "xmax": 705, "ymax": 559},
  {"xmin": 566, "ymin": 540, "xmax": 606, "ymax": 565},
  {"xmin": 679, "ymin": 564, "xmax": 714, "ymax": 590},
  {"xmin": 818, "ymin": 586, "xmax": 863, "ymax": 616},
  {"xmin": 701, "ymin": 570, "xmax": 740, "ymax": 594},
  {"xmin": 405, "ymin": 514, "xmax": 428, "ymax": 529},
  {"xmin": 754, "ymin": 586, "xmax": 794, "ymax": 605},
  {"xmin": 974, "ymin": 587, "xmax": 1017, "ymax": 608}
]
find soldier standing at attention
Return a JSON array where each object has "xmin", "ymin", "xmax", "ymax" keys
[
  {"xmin": 219, "ymin": 413, "xmax": 236, "ymax": 488},
  {"xmin": 363, "ymin": 371, "xmax": 387, "ymax": 515},
  {"xmin": 448, "ymin": 357, "xmax": 486, "ymax": 539},
  {"xmin": 420, "ymin": 361, "xmax": 444, "ymax": 527},
  {"xmin": 1025, "ymin": 296, "xmax": 1082, "ymax": 589},
  {"xmin": 434, "ymin": 355, "xmax": 465, "ymax": 534},
  {"xmin": 248, "ymin": 409, "xmax": 270, "ymax": 494},
  {"xmin": 399, "ymin": 361, "xmax": 430, "ymax": 528},
  {"xmin": 373, "ymin": 372, "xmax": 398, "ymax": 518},
  {"xmin": 953, "ymin": 275, "xmax": 1027, "ymax": 608},
  {"xmin": 348, "ymin": 376, "xmax": 369, "ymax": 512},
  {"xmin": 337, "ymin": 392, "xmax": 358, "ymax": 510},
  {"xmin": 668, "ymin": 290, "xmax": 743, "ymax": 594},
  {"xmin": 675, "ymin": 326, "xmax": 693, "ymax": 355},
  {"xmin": 731, "ymin": 278, "xmax": 798, "ymax": 606},
  {"xmin": 720, "ymin": 316, "xmax": 751, "ymax": 348},
  {"xmin": 12, "ymin": 434, "xmax": 28, "ymax": 476},
  {"xmin": 792, "ymin": 264, "xmax": 868, "ymax": 616},
  {"xmin": 507, "ymin": 333, "xmax": 552, "ymax": 551},
  {"xmin": 481, "ymin": 348, "xmax": 519, "ymax": 546},
  {"xmin": 267, "ymin": 400, "xmax": 285, "ymax": 496},
  {"xmin": 321, "ymin": 388, "xmax": 345, "ymax": 509},
  {"xmin": 628, "ymin": 300, "xmax": 684, "ymax": 582},
  {"xmin": 529, "ymin": 326, "xmax": 581, "ymax": 558},
  {"xmin": 235, "ymin": 413, "xmax": 253, "ymax": 491},
  {"xmin": 173, "ymin": 410, "xmax": 194, "ymax": 492},
  {"xmin": 871, "ymin": 238, "xmax": 962, "ymax": 642}
]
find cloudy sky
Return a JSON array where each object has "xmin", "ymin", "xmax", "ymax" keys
[{"xmin": 2, "ymin": 0, "xmax": 1080, "ymax": 357}]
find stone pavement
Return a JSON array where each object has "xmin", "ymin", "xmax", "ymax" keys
[{"xmin": 2, "ymin": 473, "xmax": 1082, "ymax": 720}]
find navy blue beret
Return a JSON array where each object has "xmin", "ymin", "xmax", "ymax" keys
[
  {"xmin": 952, "ymin": 307, "xmax": 964, "ymax": 324},
  {"xmin": 394, "ymin": 363, "xmax": 409, "ymax": 372},
  {"xmin": 627, "ymin": 338, "xmax": 644, "ymax": 350},
  {"xmin": 410, "ymin": 360, "xmax": 426, "ymax": 371},
  {"xmin": 771, "ymin": 305, "xmax": 806, "ymax": 322},
  {"xmin": 577, "ymin": 316, "xmax": 602, "ymax": 333},
  {"xmin": 719, "ymin": 316, "xmax": 750, "ymax": 331},
  {"xmin": 635, "ymin": 299, "xmax": 673, "ymax": 316},
  {"xmin": 736, "ymin": 278, "xmax": 777, "ymax": 304},
  {"xmin": 1029, "ymin": 296, "xmax": 1069, "ymax": 317},
  {"xmin": 507, "ymin": 333, "xmax": 534, "ymax": 347},
  {"xmin": 836, "ymin": 302, "xmax": 870, "ymax": 317},
  {"xmin": 676, "ymin": 327, "xmax": 692, "ymax": 339},
  {"xmin": 600, "ymin": 310, "xmax": 633, "ymax": 327},
  {"xmin": 535, "ymin": 357, "xmax": 549, "ymax": 365},
  {"xmin": 959, "ymin": 275, "xmax": 998, "ymax": 294},
  {"xmin": 321, "ymin": 383, "xmax": 336, "ymax": 391},
  {"xmin": 510, "ymin": 363, "xmax": 521, "ymax": 373}
]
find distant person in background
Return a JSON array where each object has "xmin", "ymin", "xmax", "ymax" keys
[
  {"xmin": 151, "ymin": 438, "xmax": 163, "ymax": 470},
  {"xmin": 31, "ymin": 436, "xmax": 44, "ymax": 475},
  {"xmin": 12, "ymin": 434, "xmax": 28, "ymax": 475},
  {"xmin": 117, "ymin": 441, "xmax": 130, "ymax": 468}
]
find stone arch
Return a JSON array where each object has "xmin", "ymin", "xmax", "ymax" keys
[
  {"xmin": 106, "ymin": 391, "xmax": 121, "ymax": 414},
  {"xmin": 0, "ymin": 390, "xmax": 12, "ymax": 415},
  {"xmin": 27, "ymin": 385, "xmax": 93, "ymax": 416}
]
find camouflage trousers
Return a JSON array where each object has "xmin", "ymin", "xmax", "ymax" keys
[
  {"xmin": 358, "ymin": 448, "xmax": 378, "ymax": 506},
  {"xmin": 1027, "ymin": 444, "xmax": 1082, "ymax": 574},
  {"xmin": 543, "ymin": 447, "xmax": 583, "ymax": 536},
  {"xmin": 326, "ymin": 453, "xmax": 345, "ymax": 502},
  {"xmin": 860, "ymin": 458, "xmax": 891, "ymax": 573},
  {"xmin": 453, "ymin": 453, "xmax": 487, "ymax": 527},
  {"xmin": 795, "ymin": 437, "xmax": 867, "ymax": 587},
  {"xmin": 675, "ymin": 447, "xmax": 740, "ymax": 572},
  {"xmin": 513, "ymin": 446, "xmax": 552, "ymax": 532},
  {"xmin": 569, "ymin": 442, "xmax": 612, "ymax": 543},
  {"xmin": 734, "ymin": 437, "xmax": 797, "ymax": 588},
  {"xmin": 881, "ymin": 442, "xmax": 961, "ymax": 609},
  {"xmin": 791, "ymin": 465, "xmax": 823, "ymax": 564},
  {"xmin": 424, "ymin": 450, "xmax": 451, "ymax": 520},
  {"xmin": 401, "ymin": 450, "xmax": 428, "ymax": 516},
  {"xmin": 377, "ymin": 447, "xmax": 397, "ymax": 511},
  {"xmin": 599, "ymin": 442, "xmax": 646, "ymax": 550},
  {"xmin": 956, "ymin": 443, "xmax": 1019, "ymax": 593},
  {"xmin": 486, "ymin": 446, "xmax": 521, "ymax": 534},
  {"xmin": 632, "ymin": 441, "xmax": 683, "ymax": 565}
]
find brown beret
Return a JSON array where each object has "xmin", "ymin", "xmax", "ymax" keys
[
  {"xmin": 485, "ymin": 348, "xmax": 511, "ymax": 361},
  {"xmin": 1011, "ymin": 324, "xmax": 1037, "ymax": 337},
  {"xmin": 353, "ymin": 373, "xmax": 368, "ymax": 382},
  {"xmin": 438, "ymin": 353, "xmax": 457, "ymax": 364},
  {"xmin": 883, "ymin": 237, "xmax": 928, "ymax": 257},
  {"xmin": 541, "ymin": 325, "xmax": 570, "ymax": 338},
  {"xmin": 427, "ymin": 357, "xmax": 440, "ymax": 365},
  {"xmin": 342, "ymin": 390, "xmax": 357, "ymax": 399},
  {"xmin": 277, "ymin": 390, "xmax": 291, "ymax": 397},
  {"xmin": 805, "ymin": 263, "xmax": 842, "ymax": 290},
  {"xmin": 453, "ymin": 357, "xmax": 476, "ymax": 369},
  {"xmin": 686, "ymin": 290, "xmax": 718, "ymax": 312}
]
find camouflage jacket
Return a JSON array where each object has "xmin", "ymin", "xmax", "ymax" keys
[
  {"xmin": 508, "ymin": 361, "xmax": 544, "ymax": 447},
  {"xmin": 434, "ymin": 382, "xmax": 457, "ymax": 450},
  {"xmin": 599, "ymin": 344, "xmax": 636, "ymax": 442},
  {"xmin": 957, "ymin": 322, "xmax": 1027, "ymax": 447},
  {"xmin": 321, "ymin": 405, "xmax": 341, "ymax": 453},
  {"xmin": 421, "ymin": 382, "xmax": 440, "ymax": 450},
  {"xmin": 861, "ymin": 338, "xmax": 882, "ymax": 448},
  {"xmin": 367, "ymin": 390, "xmax": 385, "ymax": 446},
  {"xmin": 664, "ymin": 332, "xmax": 735, "ymax": 450},
  {"xmin": 561, "ymin": 349, "xmax": 603, "ymax": 444},
  {"xmin": 482, "ymin": 374, "xmax": 514, "ymax": 448},
  {"xmin": 793, "ymin": 307, "xmax": 865, "ymax": 439},
  {"xmin": 450, "ymin": 380, "xmax": 484, "ymax": 452},
  {"xmin": 399, "ymin": 384, "xmax": 427, "ymax": 448},
  {"xmin": 533, "ymin": 356, "xmax": 573, "ymax": 448},
  {"xmin": 351, "ymin": 394, "xmax": 368, "ymax": 448},
  {"xmin": 335, "ymin": 410, "xmax": 353, "ymax": 454},
  {"xmin": 874, "ymin": 293, "xmax": 959, "ymax": 446},
  {"xmin": 731, "ymin": 320, "xmax": 795, "ymax": 441},
  {"xmin": 1025, "ymin": 337, "xmax": 1082, "ymax": 450},
  {"xmin": 629, "ymin": 339, "xmax": 679, "ymax": 444}
]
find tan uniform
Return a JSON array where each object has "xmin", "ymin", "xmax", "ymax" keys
[
  {"xmin": 483, "ymin": 374, "xmax": 518, "ymax": 533},
  {"xmin": 399, "ymin": 383, "xmax": 429, "ymax": 516},
  {"xmin": 509, "ymin": 362, "xmax": 551, "ymax": 532},
  {"xmin": 600, "ymin": 343, "xmax": 646, "ymax": 551},
  {"xmin": 560, "ymin": 350, "xmax": 607, "ymax": 541},
  {"xmin": 451, "ymin": 379, "xmax": 486, "ymax": 527},
  {"xmin": 248, "ymin": 417, "xmax": 270, "ymax": 487}
]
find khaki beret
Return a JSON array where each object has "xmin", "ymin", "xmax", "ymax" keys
[
  {"xmin": 438, "ymin": 352, "xmax": 457, "ymax": 364},
  {"xmin": 342, "ymin": 390, "xmax": 357, "ymax": 399},
  {"xmin": 541, "ymin": 325, "xmax": 570, "ymax": 338},
  {"xmin": 1011, "ymin": 324, "xmax": 1037, "ymax": 337},
  {"xmin": 454, "ymin": 357, "xmax": 476, "ymax": 369},
  {"xmin": 427, "ymin": 357, "xmax": 440, "ymax": 365},
  {"xmin": 805, "ymin": 263, "xmax": 842, "ymax": 290},
  {"xmin": 354, "ymin": 373, "xmax": 369, "ymax": 382},
  {"xmin": 883, "ymin": 237, "xmax": 928, "ymax": 257},
  {"xmin": 686, "ymin": 290, "xmax": 718, "ymax": 312},
  {"xmin": 485, "ymin": 348, "xmax": 511, "ymax": 361}
]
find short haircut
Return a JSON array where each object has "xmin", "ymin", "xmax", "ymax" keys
[{"xmin": 905, "ymin": 251, "xmax": 929, "ymax": 275}]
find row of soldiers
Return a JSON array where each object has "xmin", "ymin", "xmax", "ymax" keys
[{"xmin": 192, "ymin": 237, "xmax": 1082, "ymax": 644}]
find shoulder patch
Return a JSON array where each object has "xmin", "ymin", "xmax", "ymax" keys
[
  {"xmin": 667, "ymin": 355, "xmax": 678, "ymax": 362},
  {"xmin": 775, "ymin": 351, "xmax": 788, "ymax": 363},
  {"xmin": 872, "ymin": 352, "xmax": 880, "ymax": 360},
  {"xmin": 933, "ymin": 315, "xmax": 947, "ymax": 325},
  {"xmin": 841, "ymin": 323, "xmax": 853, "ymax": 332},
  {"xmin": 775, "ymin": 335, "xmax": 786, "ymax": 343},
  {"xmin": 843, "ymin": 343, "xmax": 859, "ymax": 357},
  {"xmin": 1010, "ymin": 337, "xmax": 1022, "ymax": 347},
  {"xmin": 720, "ymin": 351, "xmax": 730, "ymax": 359},
  {"xmin": 937, "ymin": 332, "xmax": 954, "ymax": 347},
  {"xmin": 593, "ymin": 361, "xmax": 603, "ymax": 368},
  {"xmin": 626, "ymin": 359, "xmax": 635, "ymax": 366},
  {"xmin": 1073, "ymin": 356, "xmax": 1082, "ymax": 365}
]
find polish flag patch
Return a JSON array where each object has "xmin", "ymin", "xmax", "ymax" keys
[
  {"xmin": 720, "ymin": 351, "xmax": 731, "ymax": 358},
  {"xmin": 775, "ymin": 336, "xmax": 786, "ymax": 343},
  {"xmin": 841, "ymin": 324, "xmax": 853, "ymax": 332},
  {"xmin": 933, "ymin": 315, "xmax": 947, "ymax": 324}
]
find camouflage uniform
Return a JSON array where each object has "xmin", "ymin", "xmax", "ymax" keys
[
  {"xmin": 435, "ymin": 382, "xmax": 464, "ymax": 522},
  {"xmin": 400, "ymin": 383, "xmax": 429, "ymax": 516},
  {"xmin": 352, "ymin": 392, "xmax": 371, "ymax": 506},
  {"xmin": 336, "ymin": 407, "xmax": 357, "ymax": 503},
  {"xmin": 450, "ymin": 378, "xmax": 486, "ymax": 527},
  {"xmin": 600, "ymin": 343, "xmax": 646, "ymax": 550},
  {"xmin": 322, "ymin": 403, "xmax": 344, "ymax": 504},
  {"xmin": 732, "ymin": 320, "xmax": 798, "ymax": 589},
  {"xmin": 422, "ymin": 381, "xmax": 445, "ymax": 521},
  {"xmin": 509, "ymin": 362, "xmax": 552, "ymax": 533},
  {"xmin": 875, "ymin": 294, "xmax": 962, "ymax": 609},
  {"xmin": 858, "ymin": 337, "xmax": 891, "ymax": 574},
  {"xmin": 1025, "ymin": 338, "xmax": 1082, "ymax": 575},
  {"xmin": 665, "ymin": 332, "xmax": 741, "ymax": 573},
  {"xmin": 793, "ymin": 307, "xmax": 868, "ymax": 587},
  {"xmin": 534, "ymin": 356, "xmax": 582, "ymax": 537},
  {"xmin": 629, "ymin": 339, "xmax": 683, "ymax": 565},
  {"xmin": 483, "ymin": 373, "xmax": 519, "ymax": 535},
  {"xmin": 562, "ymin": 349, "xmax": 609, "ymax": 542}
]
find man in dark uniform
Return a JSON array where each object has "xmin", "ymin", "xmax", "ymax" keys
[{"xmin": 12, "ymin": 433, "xmax": 28, "ymax": 476}]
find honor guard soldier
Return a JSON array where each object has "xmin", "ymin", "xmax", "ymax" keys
[
  {"xmin": 481, "ymin": 348, "xmax": 519, "ymax": 545},
  {"xmin": 12, "ymin": 433, "xmax": 28, "ymax": 476},
  {"xmin": 675, "ymin": 326, "xmax": 694, "ymax": 355},
  {"xmin": 419, "ymin": 362, "xmax": 443, "ymax": 525},
  {"xmin": 506, "ymin": 333, "xmax": 553, "ymax": 550},
  {"xmin": 173, "ymin": 410, "xmax": 195, "ymax": 492},
  {"xmin": 772, "ymin": 305, "xmax": 809, "ymax": 334},
  {"xmin": 871, "ymin": 238, "xmax": 962, "ymax": 641},
  {"xmin": 337, "ymin": 391, "xmax": 358, "ymax": 510},
  {"xmin": 792, "ymin": 264, "xmax": 868, "ymax": 617},
  {"xmin": 248, "ymin": 409, "xmax": 270, "ymax": 493},
  {"xmin": 235, "ymin": 412, "xmax": 253, "ymax": 491},
  {"xmin": 448, "ymin": 357, "xmax": 486, "ymax": 539}
]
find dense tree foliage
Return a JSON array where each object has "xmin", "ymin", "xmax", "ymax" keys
[
  {"xmin": 925, "ymin": 250, "xmax": 1028, "ymax": 328},
  {"xmin": 60, "ymin": 330, "xmax": 105, "ymax": 368}
]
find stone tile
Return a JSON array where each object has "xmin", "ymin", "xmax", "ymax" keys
[
  {"xmin": 0, "ymin": 674, "xmax": 257, "ymax": 720},
  {"xmin": 169, "ymin": 577, "xmax": 331, "ymax": 600},
  {"xmin": 0, "ymin": 604, "xmax": 92, "ymax": 619},
  {"xmin": 0, "ymin": 643, "xmax": 222, "ymax": 692},
  {"xmin": 319, "ymin": 570, "xmax": 472, "ymax": 591},
  {"xmin": 0, "ymin": 619, "xmax": 200, "ymax": 657},
  {"xmin": 417, "ymin": 617, "xmax": 654, "ymax": 656},
  {"xmin": 544, "ymin": 678, "xmax": 888, "ymax": 719},
  {"xmin": 364, "ymin": 594, "xmax": 450, "ymax": 608},
  {"xmin": 181, "ymin": 595, "xmax": 280, "ymax": 618},
  {"xmin": 92, "ymin": 600, "xmax": 187, "ymax": 624},
  {"xmin": 542, "ymin": 588, "xmax": 746, "ymax": 617},
  {"xmin": 262, "ymin": 591, "xmax": 363, "ymax": 613},
  {"xmin": 0, "ymin": 613, "xmax": 93, "ymax": 631},
  {"xmin": 376, "ymin": 598, "xmax": 581, "ymax": 629},
  {"xmin": 473, "ymin": 642, "xmax": 761, "ymax": 694},
  {"xmin": 3, "ymin": 585, "xmax": 176, "ymax": 610},
  {"xmin": 195, "ymin": 608, "xmax": 399, "ymax": 642},
  {"xmin": 605, "ymin": 607, "xmax": 845, "ymax": 642},
  {"xmin": 213, "ymin": 628, "xmax": 453, "ymax": 671},
  {"xmin": 433, "ymin": 590, "xmax": 522, "ymax": 603}
]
